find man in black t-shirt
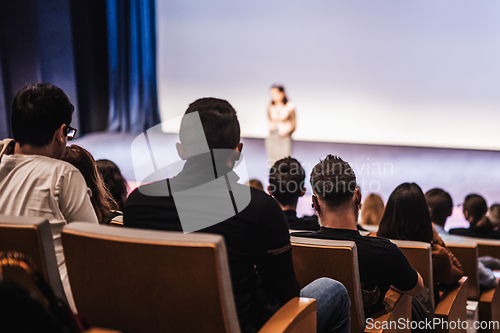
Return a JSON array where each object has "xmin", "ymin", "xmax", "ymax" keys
[
  {"xmin": 268, "ymin": 157, "xmax": 320, "ymax": 231},
  {"xmin": 292, "ymin": 155, "xmax": 424, "ymax": 318},
  {"xmin": 124, "ymin": 99, "xmax": 350, "ymax": 333}
]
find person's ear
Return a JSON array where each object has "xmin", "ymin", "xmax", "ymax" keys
[
  {"xmin": 464, "ymin": 210, "xmax": 470, "ymax": 221},
  {"xmin": 267, "ymin": 185, "xmax": 272, "ymax": 195},
  {"xmin": 312, "ymin": 195, "xmax": 321, "ymax": 214},
  {"xmin": 299, "ymin": 187, "xmax": 306, "ymax": 197},
  {"xmin": 176, "ymin": 142, "xmax": 186, "ymax": 160},
  {"xmin": 233, "ymin": 142, "xmax": 243, "ymax": 161},
  {"xmin": 54, "ymin": 124, "xmax": 66, "ymax": 144},
  {"xmin": 355, "ymin": 188, "xmax": 362, "ymax": 207}
]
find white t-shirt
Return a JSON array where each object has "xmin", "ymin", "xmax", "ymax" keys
[{"xmin": 0, "ymin": 154, "xmax": 98, "ymax": 310}]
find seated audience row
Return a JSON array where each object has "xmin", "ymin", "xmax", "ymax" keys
[{"xmin": 2, "ymin": 83, "xmax": 500, "ymax": 333}]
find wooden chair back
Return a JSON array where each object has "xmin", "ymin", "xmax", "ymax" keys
[
  {"xmin": 290, "ymin": 237, "xmax": 366, "ymax": 333},
  {"xmin": 445, "ymin": 240, "xmax": 480, "ymax": 301},
  {"xmin": 390, "ymin": 240, "xmax": 435, "ymax": 305},
  {"xmin": 62, "ymin": 223, "xmax": 240, "ymax": 333},
  {"xmin": 0, "ymin": 215, "xmax": 66, "ymax": 302}
]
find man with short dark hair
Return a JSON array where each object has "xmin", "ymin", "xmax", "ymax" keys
[
  {"xmin": 449, "ymin": 194, "xmax": 500, "ymax": 239},
  {"xmin": 425, "ymin": 188, "xmax": 454, "ymax": 236},
  {"xmin": 293, "ymin": 155, "xmax": 424, "ymax": 318},
  {"xmin": 0, "ymin": 83, "xmax": 98, "ymax": 310},
  {"xmin": 268, "ymin": 157, "xmax": 320, "ymax": 231},
  {"xmin": 124, "ymin": 98, "xmax": 350, "ymax": 333}
]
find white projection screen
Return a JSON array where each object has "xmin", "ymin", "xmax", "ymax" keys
[{"xmin": 156, "ymin": 0, "xmax": 500, "ymax": 150}]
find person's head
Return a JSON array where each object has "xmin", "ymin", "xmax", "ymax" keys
[
  {"xmin": 246, "ymin": 179, "xmax": 264, "ymax": 191},
  {"xmin": 377, "ymin": 183, "xmax": 433, "ymax": 243},
  {"xmin": 425, "ymin": 188, "xmax": 453, "ymax": 227},
  {"xmin": 360, "ymin": 193, "xmax": 384, "ymax": 226},
  {"xmin": 270, "ymin": 84, "xmax": 288, "ymax": 105},
  {"xmin": 310, "ymin": 155, "xmax": 360, "ymax": 218},
  {"xmin": 96, "ymin": 159, "xmax": 128, "ymax": 211},
  {"xmin": 462, "ymin": 194, "xmax": 488, "ymax": 225},
  {"xmin": 11, "ymin": 83, "xmax": 75, "ymax": 158},
  {"xmin": 62, "ymin": 145, "xmax": 118, "ymax": 224},
  {"xmin": 488, "ymin": 204, "xmax": 500, "ymax": 227},
  {"xmin": 177, "ymin": 98, "xmax": 242, "ymax": 164},
  {"xmin": 268, "ymin": 157, "xmax": 306, "ymax": 208}
]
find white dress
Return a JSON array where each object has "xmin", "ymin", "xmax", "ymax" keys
[{"xmin": 266, "ymin": 102, "xmax": 295, "ymax": 164}]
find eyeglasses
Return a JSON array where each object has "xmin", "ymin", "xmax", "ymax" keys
[{"xmin": 66, "ymin": 126, "xmax": 77, "ymax": 140}]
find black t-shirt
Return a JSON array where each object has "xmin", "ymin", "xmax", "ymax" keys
[
  {"xmin": 124, "ymin": 160, "xmax": 300, "ymax": 333},
  {"xmin": 283, "ymin": 210, "xmax": 320, "ymax": 231},
  {"xmin": 291, "ymin": 227, "xmax": 418, "ymax": 318}
]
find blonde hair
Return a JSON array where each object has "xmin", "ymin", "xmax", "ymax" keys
[{"xmin": 361, "ymin": 193, "xmax": 385, "ymax": 226}]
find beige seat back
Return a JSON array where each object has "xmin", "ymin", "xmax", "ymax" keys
[
  {"xmin": 0, "ymin": 215, "xmax": 66, "ymax": 302},
  {"xmin": 445, "ymin": 240, "xmax": 480, "ymax": 301},
  {"xmin": 62, "ymin": 223, "xmax": 240, "ymax": 333},
  {"xmin": 290, "ymin": 237, "xmax": 365, "ymax": 333},
  {"xmin": 390, "ymin": 240, "xmax": 434, "ymax": 305}
]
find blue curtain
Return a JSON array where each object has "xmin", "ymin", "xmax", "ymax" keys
[{"xmin": 107, "ymin": 0, "xmax": 161, "ymax": 133}]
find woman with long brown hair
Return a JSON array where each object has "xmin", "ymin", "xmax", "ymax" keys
[{"xmin": 62, "ymin": 145, "xmax": 118, "ymax": 224}]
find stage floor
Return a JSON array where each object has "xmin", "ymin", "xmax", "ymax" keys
[{"xmin": 73, "ymin": 132, "xmax": 500, "ymax": 230}]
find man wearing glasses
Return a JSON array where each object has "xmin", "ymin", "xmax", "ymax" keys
[{"xmin": 0, "ymin": 83, "xmax": 98, "ymax": 310}]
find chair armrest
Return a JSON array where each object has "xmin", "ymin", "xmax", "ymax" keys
[
  {"xmin": 365, "ymin": 289, "xmax": 412, "ymax": 333},
  {"xmin": 479, "ymin": 278, "xmax": 500, "ymax": 325},
  {"xmin": 259, "ymin": 297, "xmax": 316, "ymax": 333},
  {"xmin": 434, "ymin": 276, "xmax": 468, "ymax": 328}
]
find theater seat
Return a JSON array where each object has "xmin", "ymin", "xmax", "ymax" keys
[
  {"xmin": 446, "ymin": 239, "xmax": 500, "ymax": 333},
  {"xmin": 290, "ymin": 237, "xmax": 412, "ymax": 333},
  {"xmin": 391, "ymin": 240, "xmax": 468, "ymax": 333},
  {"xmin": 0, "ymin": 215, "xmax": 121, "ymax": 333},
  {"xmin": 62, "ymin": 223, "xmax": 316, "ymax": 333},
  {"xmin": 0, "ymin": 215, "xmax": 67, "ymax": 303}
]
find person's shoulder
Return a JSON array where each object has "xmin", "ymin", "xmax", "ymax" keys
[
  {"xmin": 290, "ymin": 230, "xmax": 320, "ymax": 238},
  {"xmin": 126, "ymin": 180, "xmax": 172, "ymax": 204},
  {"xmin": 13, "ymin": 155, "xmax": 80, "ymax": 174},
  {"xmin": 448, "ymin": 228, "xmax": 469, "ymax": 235},
  {"xmin": 359, "ymin": 234, "xmax": 402, "ymax": 252},
  {"xmin": 286, "ymin": 101, "xmax": 296, "ymax": 110}
]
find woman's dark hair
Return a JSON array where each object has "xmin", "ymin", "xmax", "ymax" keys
[
  {"xmin": 270, "ymin": 84, "xmax": 288, "ymax": 105},
  {"xmin": 96, "ymin": 159, "xmax": 128, "ymax": 210},
  {"xmin": 463, "ymin": 194, "xmax": 493, "ymax": 232},
  {"xmin": 463, "ymin": 194, "xmax": 488, "ymax": 223},
  {"xmin": 62, "ymin": 145, "xmax": 118, "ymax": 224},
  {"xmin": 377, "ymin": 182, "xmax": 433, "ymax": 243}
]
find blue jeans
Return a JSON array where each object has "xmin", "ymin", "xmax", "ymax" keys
[{"xmin": 300, "ymin": 277, "xmax": 350, "ymax": 333}]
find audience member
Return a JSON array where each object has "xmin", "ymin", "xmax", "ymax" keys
[
  {"xmin": 245, "ymin": 178, "xmax": 264, "ymax": 191},
  {"xmin": 378, "ymin": 183, "xmax": 463, "ymax": 291},
  {"xmin": 426, "ymin": 188, "xmax": 498, "ymax": 290},
  {"xmin": 62, "ymin": 145, "xmax": 118, "ymax": 224},
  {"xmin": 0, "ymin": 83, "xmax": 98, "ymax": 310},
  {"xmin": 488, "ymin": 203, "xmax": 500, "ymax": 227},
  {"xmin": 124, "ymin": 98, "xmax": 350, "ymax": 333},
  {"xmin": 292, "ymin": 155, "xmax": 424, "ymax": 318},
  {"xmin": 449, "ymin": 194, "xmax": 500, "ymax": 239},
  {"xmin": 96, "ymin": 159, "xmax": 128, "ymax": 211},
  {"xmin": 360, "ymin": 193, "xmax": 384, "ymax": 227},
  {"xmin": 268, "ymin": 157, "xmax": 320, "ymax": 231}
]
